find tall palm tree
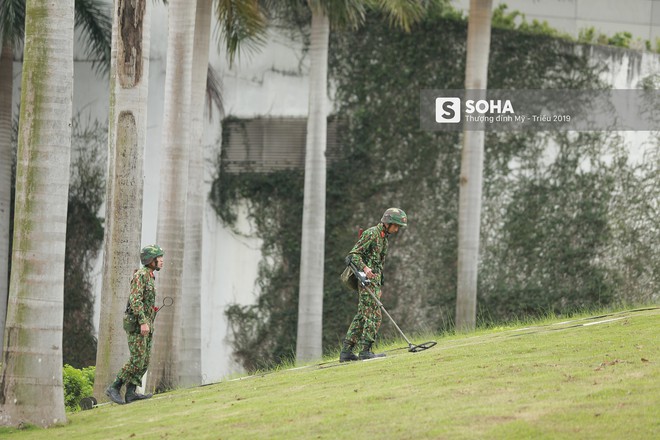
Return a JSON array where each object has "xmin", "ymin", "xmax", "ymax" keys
[
  {"xmin": 0, "ymin": 0, "xmax": 111, "ymax": 355},
  {"xmin": 148, "ymin": 0, "xmax": 197, "ymax": 393},
  {"xmin": 455, "ymin": 0, "xmax": 493, "ymax": 332},
  {"xmin": 93, "ymin": 0, "xmax": 152, "ymax": 401},
  {"xmin": 295, "ymin": 2, "xmax": 331, "ymax": 362},
  {"xmin": 0, "ymin": 0, "xmax": 74, "ymax": 428},
  {"xmin": 294, "ymin": 0, "xmax": 425, "ymax": 362},
  {"xmin": 149, "ymin": 0, "xmax": 267, "ymax": 391},
  {"xmin": 178, "ymin": 0, "xmax": 213, "ymax": 388}
]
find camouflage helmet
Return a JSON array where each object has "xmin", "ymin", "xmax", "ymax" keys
[
  {"xmin": 140, "ymin": 244, "xmax": 164, "ymax": 266},
  {"xmin": 381, "ymin": 208, "xmax": 408, "ymax": 227}
]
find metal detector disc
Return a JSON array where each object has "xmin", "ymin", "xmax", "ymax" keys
[{"xmin": 409, "ymin": 341, "xmax": 437, "ymax": 352}]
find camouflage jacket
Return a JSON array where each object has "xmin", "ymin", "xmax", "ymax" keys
[
  {"xmin": 128, "ymin": 266, "xmax": 157, "ymax": 326},
  {"xmin": 347, "ymin": 223, "xmax": 389, "ymax": 284}
]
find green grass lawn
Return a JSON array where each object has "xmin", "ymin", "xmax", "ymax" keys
[{"xmin": 2, "ymin": 307, "xmax": 659, "ymax": 439}]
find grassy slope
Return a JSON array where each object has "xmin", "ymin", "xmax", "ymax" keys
[{"xmin": 3, "ymin": 307, "xmax": 659, "ymax": 439}]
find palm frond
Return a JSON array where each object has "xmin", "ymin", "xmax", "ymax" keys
[
  {"xmin": 206, "ymin": 63, "xmax": 224, "ymax": 121},
  {"xmin": 74, "ymin": 0, "xmax": 112, "ymax": 77},
  {"xmin": 0, "ymin": 0, "xmax": 25, "ymax": 48},
  {"xmin": 366, "ymin": 0, "xmax": 427, "ymax": 32},
  {"xmin": 215, "ymin": 0, "xmax": 269, "ymax": 66},
  {"xmin": 317, "ymin": 0, "xmax": 366, "ymax": 29},
  {"xmin": 258, "ymin": 0, "xmax": 309, "ymax": 44}
]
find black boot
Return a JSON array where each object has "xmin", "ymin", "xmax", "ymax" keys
[
  {"xmin": 105, "ymin": 379, "xmax": 125, "ymax": 405},
  {"xmin": 339, "ymin": 339, "xmax": 358, "ymax": 363},
  {"xmin": 125, "ymin": 383, "xmax": 153, "ymax": 403},
  {"xmin": 359, "ymin": 341, "xmax": 386, "ymax": 360}
]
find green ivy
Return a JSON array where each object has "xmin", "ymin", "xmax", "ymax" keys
[{"xmin": 63, "ymin": 118, "xmax": 106, "ymax": 368}]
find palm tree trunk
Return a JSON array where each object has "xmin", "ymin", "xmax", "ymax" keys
[
  {"xmin": 148, "ymin": 0, "xmax": 196, "ymax": 392},
  {"xmin": 295, "ymin": 7, "xmax": 329, "ymax": 362},
  {"xmin": 0, "ymin": 42, "xmax": 12, "ymax": 351},
  {"xmin": 456, "ymin": 0, "xmax": 493, "ymax": 332},
  {"xmin": 93, "ymin": 0, "xmax": 152, "ymax": 401},
  {"xmin": 179, "ymin": 0, "xmax": 212, "ymax": 388},
  {"xmin": 0, "ymin": 0, "xmax": 74, "ymax": 427}
]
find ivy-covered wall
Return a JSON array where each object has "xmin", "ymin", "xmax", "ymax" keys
[
  {"xmin": 63, "ymin": 120, "xmax": 106, "ymax": 368},
  {"xmin": 211, "ymin": 11, "xmax": 659, "ymax": 371}
]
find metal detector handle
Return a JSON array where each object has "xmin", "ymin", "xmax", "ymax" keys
[{"xmin": 346, "ymin": 258, "xmax": 371, "ymax": 287}]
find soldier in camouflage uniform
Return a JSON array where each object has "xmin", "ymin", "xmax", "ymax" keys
[
  {"xmin": 105, "ymin": 245, "xmax": 164, "ymax": 404},
  {"xmin": 340, "ymin": 208, "xmax": 408, "ymax": 362}
]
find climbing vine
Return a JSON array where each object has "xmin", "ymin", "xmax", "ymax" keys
[{"xmin": 63, "ymin": 118, "xmax": 106, "ymax": 368}]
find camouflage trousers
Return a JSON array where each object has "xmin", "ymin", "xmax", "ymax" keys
[
  {"xmin": 117, "ymin": 331, "xmax": 153, "ymax": 386},
  {"xmin": 344, "ymin": 283, "xmax": 382, "ymax": 350}
]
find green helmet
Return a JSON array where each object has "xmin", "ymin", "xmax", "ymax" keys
[
  {"xmin": 381, "ymin": 208, "xmax": 408, "ymax": 227},
  {"xmin": 140, "ymin": 244, "xmax": 164, "ymax": 266}
]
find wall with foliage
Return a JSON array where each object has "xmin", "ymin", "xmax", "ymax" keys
[
  {"xmin": 211, "ymin": 10, "xmax": 659, "ymax": 371},
  {"xmin": 63, "ymin": 119, "xmax": 106, "ymax": 368}
]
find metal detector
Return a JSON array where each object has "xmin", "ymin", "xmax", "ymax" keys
[
  {"xmin": 154, "ymin": 296, "xmax": 174, "ymax": 317},
  {"xmin": 348, "ymin": 262, "xmax": 436, "ymax": 353}
]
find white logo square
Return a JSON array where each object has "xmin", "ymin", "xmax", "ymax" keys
[{"xmin": 435, "ymin": 97, "xmax": 461, "ymax": 123}]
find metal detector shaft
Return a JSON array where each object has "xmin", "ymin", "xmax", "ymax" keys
[
  {"xmin": 360, "ymin": 280, "xmax": 414, "ymax": 347},
  {"xmin": 362, "ymin": 283, "xmax": 437, "ymax": 352},
  {"xmin": 347, "ymin": 260, "xmax": 436, "ymax": 352},
  {"xmin": 347, "ymin": 260, "xmax": 414, "ymax": 346}
]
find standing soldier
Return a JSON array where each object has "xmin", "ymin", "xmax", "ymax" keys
[
  {"xmin": 105, "ymin": 245, "xmax": 164, "ymax": 404},
  {"xmin": 340, "ymin": 208, "xmax": 408, "ymax": 362}
]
